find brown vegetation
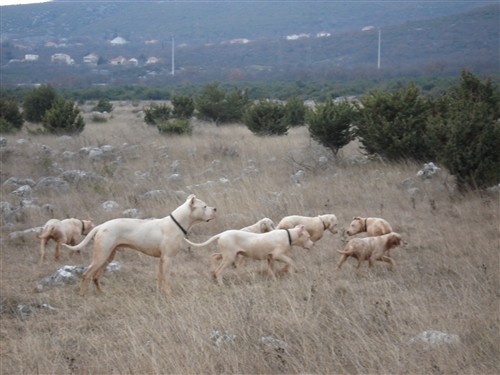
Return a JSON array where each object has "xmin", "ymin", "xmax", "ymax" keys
[{"xmin": 0, "ymin": 102, "xmax": 498, "ymax": 374}]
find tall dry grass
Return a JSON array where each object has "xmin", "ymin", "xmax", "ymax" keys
[{"xmin": 1, "ymin": 101, "xmax": 498, "ymax": 374}]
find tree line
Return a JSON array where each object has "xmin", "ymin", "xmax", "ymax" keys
[{"xmin": 1, "ymin": 70, "xmax": 498, "ymax": 191}]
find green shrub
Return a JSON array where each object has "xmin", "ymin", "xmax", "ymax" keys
[
  {"xmin": 355, "ymin": 83, "xmax": 434, "ymax": 161},
  {"xmin": 157, "ymin": 118, "xmax": 192, "ymax": 135},
  {"xmin": 0, "ymin": 118, "xmax": 17, "ymax": 133},
  {"xmin": 172, "ymin": 95, "xmax": 195, "ymax": 119},
  {"xmin": 195, "ymin": 82, "xmax": 249, "ymax": 124},
  {"xmin": 23, "ymin": 85, "xmax": 58, "ymax": 123},
  {"xmin": 92, "ymin": 99, "xmax": 113, "ymax": 113},
  {"xmin": 42, "ymin": 98, "xmax": 85, "ymax": 135},
  {"xmin": 0, "ymin": 99, "xmax": 24, "ymax": 132},
  {"xmin": 243, "ymin": 100, "xmax": 288, "ymax": 136},
  {"xmin": 144, "ymin": 103, "xmax": 172, "ymax": 125},
  {"xmin": 284, "ymin": 96, "xmax": 306, "ymax": 127},
  {"xmin": 307, "ymin": 98, "xmax": 355, "ymax": 157},
  {"xmin": 431, "ymin": 70, "xmax": 500, "ymax": 190}
]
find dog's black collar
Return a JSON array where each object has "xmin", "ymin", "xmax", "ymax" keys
[
  {"xmin": 363, "ymin": 218, "xmax": 368, "ymax": 232},
  {"xmin": 170, "ymin": 214, "xmax": 188, "ymax": 236},
  {"xmin": 80, "ymin": 219, "xmax": 85, "ymax": 234},
  {"xmin": 285, "ymin": 229, "xmax": 292, "ymax": 246}
]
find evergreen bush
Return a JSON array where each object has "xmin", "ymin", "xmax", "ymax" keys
[
  {"xmin": 355, "ymin": 83, "xmax": 434, "ymax": 161},
  {"xmin": 307, "ymin": 98, "xmax": 355, "ymax": 157},
  {"xmin": 243, "ymin": 100, "xmax": 288, "ymax": 136},
  {"xmin": 23, "ymin": 85, "xmax": 58, "ymax": 123},
  {"xmin": 431, "ymin": 70, "xmax": 500, "ymax": 190},
  {"xmin": 0, "ymin": 99, "xmax": 24, "ymax": 133},
  {"xmin": 42, "ymin": 98, "xmax": 85, "ymax": 135},
  {"xmin": 172, "ymin": 95, "xmax": 195, "ymax": 119},
  {"xmin": 157, "ymin": 118, "xmax": 192, "ymax": 135},
  {"xmin": 92, "ymin": 99, "xmax": 113, "ymax": 113},
  {"xmin": 144, "ymin": 103, "xmax": 172, "ymax": 125}
]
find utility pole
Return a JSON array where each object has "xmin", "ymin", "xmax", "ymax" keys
[
  {"xmin": 171, "ymin": 35, "xmax": 175, "ymax": 76},
  {"xmin": 377, "ymin": 28, "xmax": 381, "ymax": 70}
]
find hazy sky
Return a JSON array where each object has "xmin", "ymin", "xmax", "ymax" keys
[{"xmin": 0, "ymin": 0, "xmax": 52, "ymax": 6}]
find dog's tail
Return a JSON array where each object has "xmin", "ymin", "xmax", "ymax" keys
[
  {"xmin": 184, "ymin": 234, "xmax": 221, "ymax": 248},
  {"xmin": 337, "ymin": 249, "xmax": 349, "ymax": 254},
  {"xmin": 62, "ymin": 225, "xmax": 100, "ymax": 251},
  {"xmin": 36, "ymin": 224, "xmax": 53, "ymax": 240}
]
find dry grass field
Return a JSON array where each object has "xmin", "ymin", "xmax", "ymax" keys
[{"xmin": 1, "ymin": 101, "xmax": 498, "ymax": 375}]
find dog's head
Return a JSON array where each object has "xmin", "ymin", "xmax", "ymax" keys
[
  {"xmin": 295, "ymin": 224, "xmax": 314, "ymax": 251},
  {"xmin": 82, "ymin": 220, "xmax": 95, "ymax": 235},
  {"xmin": 386, "ymin": 232, "xmax": 404, "ymax": 249},
  {"xmin": 187, "ymin": 194, "xmax": 217, "ymax": 222},
  {"xmin": 259, "ymin": 218, "xmax": 276, "ymax": 232},
  {"xmin": 320, "ymin": 214, "xmax": 338, "ymax": 234},
  {"xmin": 346, "ymin": 216, "xmax": 365, "ymax": 236}
]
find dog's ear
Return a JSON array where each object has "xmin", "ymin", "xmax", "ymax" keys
[{"xmin": 187, "ymin": 194, "xmax": 196, "ymax": 205}]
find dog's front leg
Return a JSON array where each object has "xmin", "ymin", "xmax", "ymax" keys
[
  {"xmin": 266, "ymin": 255, "xmax": 277, "ymax": 280},
  {"xmin": 158, "ymin": 255, "xmax": 172, "ymax": 296}
]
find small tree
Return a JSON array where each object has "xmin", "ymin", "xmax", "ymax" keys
[
  {"xmin": 42, "ymin": 98, "xmax": 85, "ymax": 135},
  {"xmin": 195, "ymin": 83, "xmax": 248, "ymax": 124},
  {"xmin": 243, "ymin": 100, "xmax": 288, "ymax": 136},
  {"xmin": 172, "ymin": 95, "xmax": 195, "ymax": 119},
  {"xmin": 432, "ymin": 70, "xmax": 500, "ymax": 190},
  {"xmin": 157, "ymin": 118, "xmax": 192, "ymax": 135},
  {"xmin": 23, "ymin": 85, "xmax": 58, "ymax": 123},
  {"xmin": 307, "ymin": 98, "xmax": 355, "ymax": 157},
  {"xmin": 195, "ymin": 82, "xmax": 225, "ymax": 123},
  {"xmin": 144, "ymin": 103, "xmax": 172, "ymax": 125},
  {"xmin": 284, "ymin": 96, "xmax": 306, "ymax": 127},
  {"xmin": 0, "ymin": 99, "xmax": 24, "ymax": 133},
  {"xmin": 355, "ymin": 83, "xmax": 434, "ymax": 161},
  {"xmin": 92, "ymin": 99, "xmax": 113, "ymax": 113}
]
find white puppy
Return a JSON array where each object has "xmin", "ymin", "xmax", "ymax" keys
[
  {"xmin": 37, "ymin": 218, "xmax": 95, "ymax": 261},
  {"xmin": 337, "ymin": 232, "xmax": 405, "ymax": 270},
  {"xmin": 276, "ymin": 214, "xmax": 338, "ymax": 242},
  {"xmin": 346, "ymin": 216, "xmax": 392, "ymax": 237},
  {"xmin": 185, "ymin": 224, "xmax": 313, "ymax": 285}
]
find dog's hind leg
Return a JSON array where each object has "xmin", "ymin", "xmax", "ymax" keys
[
  {"xmin": 54, "ymin": 240, "xmax": 62, "ymax": 260},
  {"xmin": 39, "ymin": 237, "xmax": 49, "ymax": 262},
  {"xmin": 214, "ymin": 257, "xmax": 233, "ymax": 286}
]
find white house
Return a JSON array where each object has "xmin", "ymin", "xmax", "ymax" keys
[
  {"xmin": 83, "ymin": 53, "xmax": 99, "ymax": 66},
  {"xmin": 24, "ymin": 54, "xmax": 39, "ymax": 61},
  {"xmin": 109, "ymin": 56, "xmax": 127, "ymax": 65},
  {"xmin": 146, "ymin": 56, "xmax": 160, "ymax": 65},
  {"xmin": 110, "ymin": 36, "xmax": 128, "ymax": 45},
  {"xmin": 51, "ymin": 53, "xmax": 74, "ymax": 65}
]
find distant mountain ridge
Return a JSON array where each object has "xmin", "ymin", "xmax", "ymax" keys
[
  {"xmin": 1, "ymin": 2, "xmax": 498, "ymax": 87},
  {"xmin": 1, "ymin": 1, "xmax": 490, "ymax": 46}
]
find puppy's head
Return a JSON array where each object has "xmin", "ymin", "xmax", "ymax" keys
[{"xmin": 386, "ymin": 233, "xmax": 404, "ymax": 249}]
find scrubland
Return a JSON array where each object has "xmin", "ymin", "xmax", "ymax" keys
[{"xmin": 0, "ymin": 102, "xmax": 498, "ymax": 375}]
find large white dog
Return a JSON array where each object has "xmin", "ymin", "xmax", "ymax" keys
[
  {"xmin": 276, "ymin": 214, "xmax": 338, "ymax": 242},
  {"xmin": 185, "ymin": 224, "xmax": 314, "ymax": 285},
  {"xmin": 63, "ymin": 194, "xmax": 216, "ymax": 296}
]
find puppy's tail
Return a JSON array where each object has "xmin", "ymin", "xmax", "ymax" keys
[
  {"xmin": 337, "ymin": 249, "xmax": 348, "ymax": 254},
  {"xmin": 184, "ymin": 234, "xmax": 221, "ymax": 248},
  {"xmin": 62, "ymin": 226, "xmax": 100, "ymax": 251}
]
